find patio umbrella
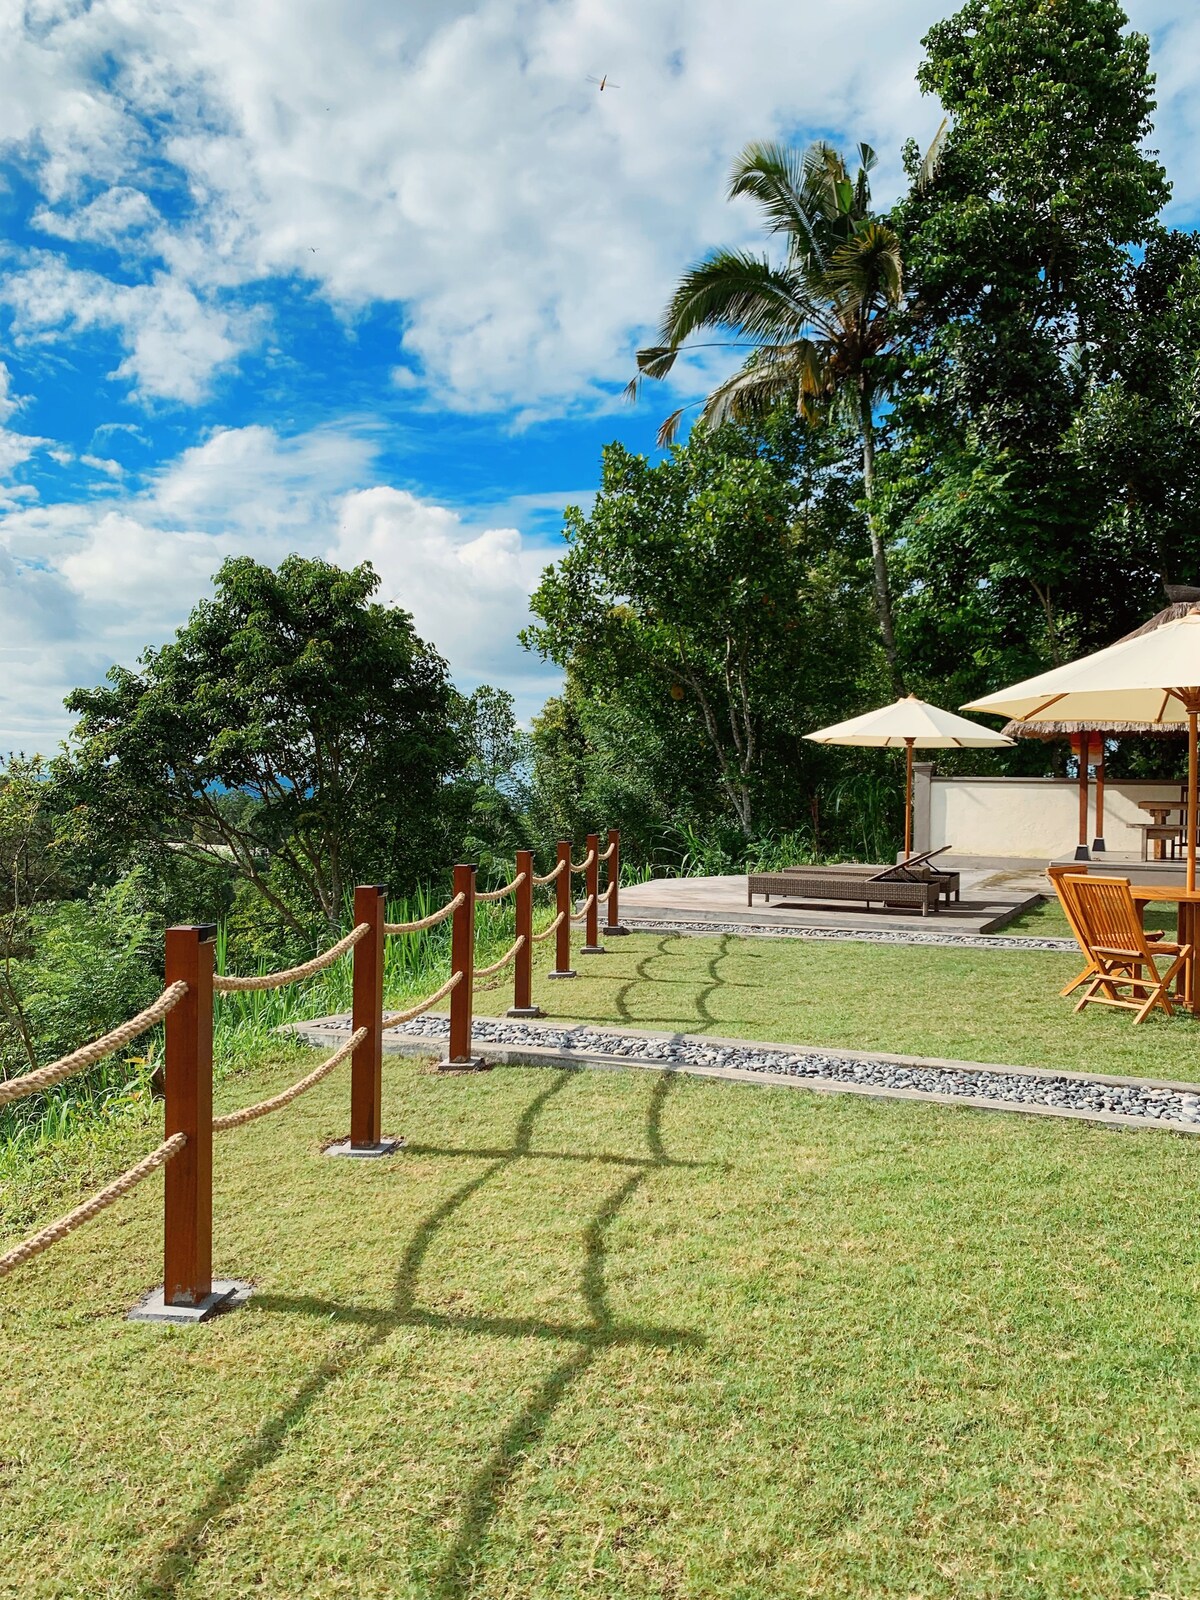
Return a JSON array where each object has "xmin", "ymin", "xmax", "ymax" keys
[
  {"xmin": 964, "ymin": 605, "xmax": 1200, "ymax": 888},
  {"xmin": 805, "ymin": 695, "xmax": 1014, "ymax": 858}
]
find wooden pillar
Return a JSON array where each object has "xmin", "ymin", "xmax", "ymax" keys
[
  {"xmin": 602, "ymin": 828, "xmax": 627, "ymax": 936},
  {"xmin": 1092, "ymin": 740, "xmax": 1106, "ymax": 853},
  {"xmin": 446, "ymin": 864, "xmax": 479, "ymax": 1065},
  {"xmin": 163, "ymin": 925, "xmax": 216, "ymax": 1308},
  {"xmin": 580, "ymin": 832, "xmax": 605, "ymax": 954},
  {"xmin": 350, "ymin": 885, "xmax": 385, "ymax": 1147},
  {"xmin": 507, "ymin": 850, "xmax": 544, "ymax": 1018},
  {"xmin": 1187, "ymin": 705, "xmax": 1199, "ymax": 894},
  {"xmin": 904, "ymin": 738, "xmax": 915, "ymax": 859},
  {"xmin": 1074, "ymin": 732, "xmax": 1090, "ymax": 861},
  {"xmin": 547, "ymin": 840, "xmax": 576, "ymax": 980}
]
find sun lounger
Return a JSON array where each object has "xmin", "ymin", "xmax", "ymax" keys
[{"xmin": 747, "ymin": 865, "xmax": 942, "ymax": 915}]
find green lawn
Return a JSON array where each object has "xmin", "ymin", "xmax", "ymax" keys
[
  {"xmin": 476, "ymin": 925, "xmax": 1200, "ymax": 1083},
  {"xmin": 3, "ymin": 1052, "xmax": 1200, "ymax": 1598}
]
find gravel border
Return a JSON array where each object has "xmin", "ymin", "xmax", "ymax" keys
[
  {"xmin": 621, "ymin": 917, "xmax": 1077, "ymax": 952},
  {"xmin": 293, "ymin": 1013, "xmax": 1200, "ymax": 1134}
]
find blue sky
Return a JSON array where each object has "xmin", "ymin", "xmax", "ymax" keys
[{"xmin": 0, "ymin": 0, "xmax": 1197, "ymax": 750}]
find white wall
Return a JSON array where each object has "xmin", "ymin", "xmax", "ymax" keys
[{"xmin": 927, "ymin": 776, "xmax": 1185, "ymax": 860}]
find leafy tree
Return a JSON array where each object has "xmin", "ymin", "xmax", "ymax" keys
[
  {"xmin": 523, "ymin": 421, "xmax": 872, "ymax": 836},
  {"xmin": 59, "ymin": 556, "xmax": 464, "ymax": 934},
  {"xmin": 889, "ymin": 0, "xmax": 1172, "ymax": 674},
  {"xmin": 629, "ymin": 139, "xmax": 906, "ymax": 686}
]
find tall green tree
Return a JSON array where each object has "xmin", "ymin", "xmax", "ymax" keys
[
  {"xmin": 628, "ymin": 140, "xmax": 906, "ymax": 686},
  {"xmin": 523, "ymin": 421, "xmax": 871, "ymax": 835},
  {"xmin": 59, "ymin": 556, "xmax": 464, "ymax": 934}
]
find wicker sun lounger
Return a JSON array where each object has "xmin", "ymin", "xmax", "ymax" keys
[{"xmin": 746, "ymin": 867, "xmax": 941, "ymax": 915}]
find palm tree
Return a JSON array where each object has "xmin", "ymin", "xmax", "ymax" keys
[{"xmin": 629, "ymin": 139, "xmax": 906, "ymax": 689}]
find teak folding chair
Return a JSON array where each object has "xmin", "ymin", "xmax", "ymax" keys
[
  {"xmin": 1066, "ymin": 874, "xmax": 1191, "ymax": 1025},
  {"xmin": 1047, "ymin": 865, "xmax": 1164, "ymax": 998}
]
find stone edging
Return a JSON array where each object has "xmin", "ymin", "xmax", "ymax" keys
[
  {"xmin": 286, "ymin": 1013, "xmax": 1200, "ymax": 1136},
  {"xmin": 620, "ymin": 917, "xmax": 1077, "ymax": 952}
]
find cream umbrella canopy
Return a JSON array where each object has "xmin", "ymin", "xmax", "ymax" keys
[
  {"xmin": 963, "ymin": 606, "xmax": 1200, "ymax": 887},
  {"xmin": 805, "ymin": 695, "xmax": 1014, "ymax": 857}
]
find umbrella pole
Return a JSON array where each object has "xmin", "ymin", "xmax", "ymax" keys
[
  {"xmin": 1075, "ymin": 733, "xmax": 1090, "ymax": 862},
  {"xmin": 1092, "ymin": 738, "xmax": 1106, "ymax": 854},
  {"xmin": 904, "ymin": 738, "xmax": 914, "ymax": 860}
]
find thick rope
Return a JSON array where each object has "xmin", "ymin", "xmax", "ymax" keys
[
  {"xmin": 530, "ymin": 910, "xmax": 566, "ymax": 943},
  {"xmin": 476, "ymin": 871, "xmax": 526, "ymax": 903},
  {"xmin": 598, "ymin": 842, "xmax": 617, "ymax": 862},
  {"xmin": 532, "ymin": 860, "xmax": 565, "ymax": 885},
  {"xmin": 212, "ymin": 1028, "xmax": 367, "ymax": 1131},
  {"xmin": 213, "ymin": 924, "xmax": 369, "ymax": 993},
  {"xmin": 473, "ymin": 935, "xmax": 525, "ymax": 978},
  {"xmin": 571, "ymin": 894, "xmax": 597, "ymax": 923},
  {"xmin": 0, "ymin": 1132, "xmax": 187, "ymax": 1282},
  {"xmin": 382, "ymin": 970, "xmax": 464, "ymax": 1029},
  {"xmin": 570, "ymin": 849, "xmax": 597, "ymax": 875},
  {"xmin": 385, "ymin": 893, "xmax": 465, "ymax": 936},
  {"xmin": 0, "ymin": 983, "xmax": 189, "ymax": 1110}
]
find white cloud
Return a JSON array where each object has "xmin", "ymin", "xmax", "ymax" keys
[{"xmin": 0, "ymin": 421, "xmax": 562, "ymax": 749}]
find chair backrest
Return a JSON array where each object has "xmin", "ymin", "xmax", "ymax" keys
[
  {"xmin": 869, "ymin": 845, "xmax": 952, "ymax": 884},
  {"xmin": 1047, "ymin": 863, "xmax": 1090, "ymax": 950},
  {"xmin": 1066, "ymin": 874, "xmax": 1151, "ymax": 962}
]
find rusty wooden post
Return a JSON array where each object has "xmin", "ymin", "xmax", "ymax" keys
[
  {"xmin": 443, "ymin": 863, "xmax": 482, "ymax": 1068},
  {"xmin": 1074, "ymin": 731, "xmax": 1090, "ymax": 861},
  {"xmin": 547, "ymin": 840, "xmax": 576, "ymax": 980},
  {"xmin": 602, "ymin": 828, "xmax": 628, "ymax": 936},
  {"xmin": 1092, "ymin": 740, "xmax": 1106, "ymax": 854},
  {"xmin": 163, "ymin": 924, "xmax": 215, "ymax": 1308},
  {"xmin": 580, "ymin": 832, "xmax": 605, "ymax": 954},
  {"xmin": 507, "ymin": 850, "xmax": 544, "ymax": 1017},
  {"xmin": 345, "ymin": 884, "xmax": 391, "ymax": 1153}
]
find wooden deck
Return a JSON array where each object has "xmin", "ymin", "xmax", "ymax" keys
[{"xmin": 619, "ymin": 859, "xmax": 1048, "ymax": 937}]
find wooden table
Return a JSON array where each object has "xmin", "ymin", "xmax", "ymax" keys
[
  {"xmin": 1138, "ymin": 800, "xmax": 1186, "ymax": 859},
  {"xmin": 1131, "ymin": 883, "xmax": 1200, "ymax": 1014}
]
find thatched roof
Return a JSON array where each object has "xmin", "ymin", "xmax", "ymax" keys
[{"xmin": 1001, "ymin": 597, "xmax": 1200, "ymax": 740}]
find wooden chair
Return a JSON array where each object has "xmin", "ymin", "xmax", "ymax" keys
[
  {"xmin": 1048, "ymin": 864, "xmax": 1165, "ymax": 997},
  {"xmin": 1065, "ymin": 874, "xmax": 1191, "ymax": 1024}
]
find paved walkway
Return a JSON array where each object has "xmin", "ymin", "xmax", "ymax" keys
[{"xmin": 289, "ymin": 1013, "xmax": 1200, "ymax": 1138}]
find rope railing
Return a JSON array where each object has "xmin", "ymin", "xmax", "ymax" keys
[
  {"xmin": 531, "ymin": 909, "xmax": 566, "ymax": 943},
  {"xmin": 570, "ymin": 849, "xmax": 596, "ymax": 874},
  {"xmin": 476, "ymin": 871, "xmax": 526, "ymax": 903},
  {"xmin": 212, "ymin": 1028, "xmax": 367, "ymax": 1132},
  {"xmin": 0, "ymin": 982, "xmax": 189, "ymax": 1109},
  {"xmin": 382, "ymin": 969, "xmax": 464, "ymax": 1029},
  {"xmin": 598, "ymin": 842, "xmax": 617, "ymax": 862},
  {"xmin": 384, "ymin": 892, "xmax": 465, "ymax": 936},
  {"xmin": 0, "ymin": 1132, "xmax": 187, "ymax": 1283},
  {"xmin": 474, "ymin": 935, "xmax": 525, "ymax": 978},
  {"xmin": 532, "ymin": 859, "xmax": 565, "ymax": 885},
  {"xmin": 571, "ymin": 893, "xmax": 597, "ymax": 923},
  {"xmin": 213, "ymin": 924, "xmax": 369, "ymax": 993}
]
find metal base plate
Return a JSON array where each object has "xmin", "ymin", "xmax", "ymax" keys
[
  {"xmin": 580, "ymin": 944, "xmax": 606, "ymax": 955},
  {"xmin": 128, "ymin": 1279, "xmax": 252, "ymax": 1325},
  {"xmin": 324, "ymin": 1136, "xmax": 405, "ymax": 1159},
  {"xmin": 546, "ymin": 969, "xmax": 577, "ymax": 980},
  {"xmin": 506, "ymin": 1005, "xmax": 546, "ymax": 1018},
  {"xmin": 1092, "ymin": 838, "xmax": 1107, "ymax": 853},
  {"xmin": 436, "ymin": 1056, "xmax": 488, "ymax": 1073},
  {"xmin": 1074, "ymin": 845, "xmax": 1091, "ymax": 861}
]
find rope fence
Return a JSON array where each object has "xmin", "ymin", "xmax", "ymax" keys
[
  {"xmin": 0, "ymin": 982, "xmax": 188, "ymax": 1109},
  {"xmin": 385, "ymin": 892, "xmax": 465, "ymax": 936},
  {"xmin": 213, "ymin": 1028, "xmax": 367, "ymax": 1132},
  {"xmin": 0, "ymin": 1132, "xmax": 186, "ymax": 1283},
  {"xmin": 213, "ymin": 923, "xmax": 369, "ymax": 993},
  {"xmin": 1, "ymin": 827, "xmax": 622, "ymax": 1317},
  {"xmin": 476, "ymin": 872, "xmax": 526, "ymax": 903}
]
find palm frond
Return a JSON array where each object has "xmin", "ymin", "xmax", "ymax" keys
[
  {"xmin": 728, "ymin": 140, "xmax": 827, "ymax": 270},
  {"xmin": 697, "ymin": 341, "xmax": 831, "ymax": 433},
  {"xmin": 828, "ymin": 224, "xmax": 904, "ymax": 311},
  {"xmin": 916, "ymin": 117, "xmax": 950, "ymax": 192},
  {"xmin": 657, "ymin": 251, "xmax": 820, "ymax": 346},
  {"xmin": 655, "ymin": 406, "xmax": 689, "ymax": 447}
]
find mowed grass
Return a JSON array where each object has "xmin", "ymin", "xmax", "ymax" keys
[
  {"xmin": 4, "ymin": 1052, "xmax": 1200, "ymax": 1598},
  {"xmin": 475, "ymin": 924, "xmax": 1200, "ymax": 1082}
]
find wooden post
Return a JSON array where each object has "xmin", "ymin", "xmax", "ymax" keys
[
  {"xmin": 580, "ymin": 832, "xmax": 604, "ymax": 954},
  {"xmin": 507, "ymin": 850, "xmax": 544, "ymax": 1017},
  {"xmin": 602, "ymin": 828, "xmax": 627, "ymax": 936},
  {"xmin": 1074, "ymin": 731, "xmax": 1090, "ymax": 861},
  {"xmin": 1092, "ymin": 740, "xmax": 1106, "ymax": 853},
  {"xmin": 547, "ymin": 840, "xmax": 576, "ymax": 980},
  {"xmin": 904, "ymin": 738, "xmax": 915, "ymax": 859},
  {"xmin": 444, "ymin": 863, "xmax": 481, "ymax": 1067},
  {"xmin": 1188, "ymin": 708, "xmax": 1198, "ymax": 894},
  {"xmin": 163, "ymin": 925, "xmax": 216, "ymax": 1308},
  {"xmin": 350, "ymin": 885, "xmax": 385, "ymax": 1147}
]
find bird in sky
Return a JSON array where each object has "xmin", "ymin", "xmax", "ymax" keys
[{"xmin": 586, "ymin": 74, "xmax": 619, "ymax": 91}]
